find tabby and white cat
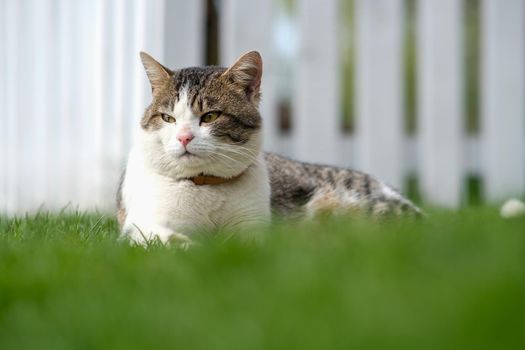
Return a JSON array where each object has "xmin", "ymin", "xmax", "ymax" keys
[{"xmin": 117, "ymin": 51, "xmax": 420, "ymax": 244}]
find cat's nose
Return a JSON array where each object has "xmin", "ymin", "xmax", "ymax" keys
[{"xmin": 177, "ymin": 133, "xmax": 194, "ymax": 147}]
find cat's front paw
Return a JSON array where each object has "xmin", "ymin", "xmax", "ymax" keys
[
  {"xmin": 167, "ymin": 232, "xmax": 195, "ymax": 250},
  {"xmin": 122, "ymin": 223, "xmax": 193, "ymax": 248}
]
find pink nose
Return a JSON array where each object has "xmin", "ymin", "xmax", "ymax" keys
[{"xmin": 177, "ymin": 133, "xmax": 194, "ymax": 147}]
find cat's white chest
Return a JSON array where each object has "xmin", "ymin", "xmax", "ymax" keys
[{"xmin": 121, "ymin": 147, "xmax": 270, "ymax": 243}]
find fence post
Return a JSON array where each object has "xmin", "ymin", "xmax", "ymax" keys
[
  {"xmin": 0, "ymin": 0, "xmax": 6, "ymax": 213},
  {"xmin": 417, "ymin": 0, "xmax": 464, "ymax": 207},
  {"xmin": 293, "ymin": 0, "xmax": 340, "ymax": 164},
  {"xmin": 4, "ymin": 1, "xmax": 20, "ymax": 214},
  {"xmin": 163, "ymin": 0, "xmax": 204, "ymax": 68},
  {"xmin": 355, "ymin": 0, "xmax": 405, "ymax": 189},
  {"xmin": 219, "ymin": 0, "xmax": 279, "ymax": 153},
  {"xmin": 481, "ymin": 0, "xmax": 525, "ymax": 202}
]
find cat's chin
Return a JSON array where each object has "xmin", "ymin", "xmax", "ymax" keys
[{"xmin": 171, "ymin": 152, "xmax": 208, "ymax": 172}]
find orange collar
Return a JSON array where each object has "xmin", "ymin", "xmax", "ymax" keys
[{"xmin": 189, "ymin": 172, "xmax": 245, "ymax": 186}]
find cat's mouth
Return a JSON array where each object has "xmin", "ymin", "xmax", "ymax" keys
[{"xmin": 179, "ymin": 151, "xmax": 199, "ymax": 160}]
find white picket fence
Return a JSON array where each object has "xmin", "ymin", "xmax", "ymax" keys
[{"xmin": 0, "ymin": 0, "xmax": 524, "ymax": 214}]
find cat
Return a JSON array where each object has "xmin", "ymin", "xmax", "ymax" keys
[{"xmin": 117, "ymin": 51, "xmax": 421, "ymax": 245}]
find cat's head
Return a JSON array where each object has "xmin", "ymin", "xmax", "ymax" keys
[{"xmin": 138, "ymin": 51, "xmax": 263, "ymax": 179}]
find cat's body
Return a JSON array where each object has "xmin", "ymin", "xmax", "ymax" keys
[
  {"xmin": 118, "ymin": 51, "xmax": 420, "ymax": 244},
  {"xmin": 265, "ymin": 153, "xmax": 419, "ymax": 219}
]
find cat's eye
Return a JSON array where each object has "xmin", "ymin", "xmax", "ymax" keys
[
  {"xmin": 200, "ymin": 112, "xmax": 221, "ymax": 124},
  {"xmin": 161, "ymin": 113, "xmax": 176, "ymax": 123}
]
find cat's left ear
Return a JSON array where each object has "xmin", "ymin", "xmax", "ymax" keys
[{"xmin": 223, "ymin": 51, "xmax": 262, "ymax": 104}]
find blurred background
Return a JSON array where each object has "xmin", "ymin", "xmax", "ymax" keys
[{"xmin": 0, "ymin": 0, "xmax": 524, "ymax": 214}]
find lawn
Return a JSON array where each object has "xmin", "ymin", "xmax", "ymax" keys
[{"xmin": 0, "ymin": 208, "xmax": 524, "ymax": 349}]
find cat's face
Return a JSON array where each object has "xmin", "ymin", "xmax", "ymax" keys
[{"xmin": 139, "ymin": 51, "xmax": 263, "ymax": 179}]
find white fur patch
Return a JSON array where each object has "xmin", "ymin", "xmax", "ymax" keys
[
  {"xmin": 173, "ymin": 88, "xmax": 191, "ymax": 117},
  {"xmin": 121, "ymin": 149, "xmax": 270, "ymax": 244},
  {"xmin": 381, "ymin": 183, "xmax": 402, "ymax": 200}
]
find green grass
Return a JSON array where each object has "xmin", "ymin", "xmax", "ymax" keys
[{"xmin": 1, "ymin": 209, "xmax": 524, "ymax": 349}]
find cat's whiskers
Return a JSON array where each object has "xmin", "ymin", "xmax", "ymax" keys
[
  {"xmin": 193, "ymin": 142, "xmax": 262, "ymax": 168},
  {"xmin": 207, "ymin": 151, "xmax": 246, "ymax": 169},
  {"xmin": 207, "ymin": 153, "xmax": 239, "ymax": 174},
  {"xmin": 199, "ymin": 145, "xmax": 248, "ymax": 174},
  {"xmin": 211, "ymin": 145, "xmax": 263, "ymax": 166}
]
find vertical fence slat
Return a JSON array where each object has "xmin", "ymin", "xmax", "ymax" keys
[
  {"xmin": 220, "ymin": 0, "xmax": 279, "ymax": 153},
  {"xmin": 130, "ymin": 0, "xmax": 147, "ymax": 145},
  {"xmin": 164, "ymin": 0, "xmax": 204, "ymax": 68},
  {"xmin": 355, "ymin": 0, "xmax": 405, "ymax": 188},
  {"xmin": 99, "ymin": 0, "xmax": 123, "ymax": 210},
  {"xmin": 93, "ymin": 0, "xmax": 106, "ymax": 209},
  {"xmin": 293, "ymin": 0, "xmax": 340, "ymax": 164},
  {"xmin": 100, "ymin": 0, "xmax": 123, "ymax": 210},
  {"xmin": 481, "ymin": 0, "xmax": 525, "ymax": 201},
  {"xmin": 219, "ymin": 0, "xmax": 274, "ymax": 68},
  {"xmin": 137, "ymin": 0, "xmax": 165, "ymax": 141},
  {"xmin": 30, "ymin": 0, "xmax": 47, "ymax": 208},
  {"xmin": 418, "ymin": 0, "xmax": 464, "ymax": 207},
  {"xmin": 16, "ymin": 1, "xmax": 36, "ymax": 211},
  {"xmin": 142, "ymin": 0, "xmax": 165, "ymax": 57},
  {"xmin": 5, "ymin": 0, "xmax": 20, "ymax": 214},
  {"xmin": 0, "ymin": 0, "xmax": 6, "ymax": 213},
  {"xmin": 76, "ymin": 1, "xmax": 97, "ymax": 210},
  {"xmin": 46, "ymin": 0, "xmax": 62, "ymax": 210},
  {"xmin": 66, "ymin": 1, "xmax": 85, "ymax": 209},
  {"xmin": 56, "ymin": 0, "xmax": 73, "ymax": 207}
]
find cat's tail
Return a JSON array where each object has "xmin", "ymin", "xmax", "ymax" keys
[{"xmin": 500, "ymin": 198, "xmax": 525, "ymax": 218}]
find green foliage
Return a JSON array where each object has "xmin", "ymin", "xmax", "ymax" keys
[
  {"xmin": 464, "ymin": 0, "xmax": 481, "ymax": 133},
  {"xmin": 339, "ymin": 0, "xmax": 356, "ymax": 132},
  {"xmin": 404, "ymin": 0, "xmax": 418, "ymax": 134},
  {"xmin": 1, "ymin": 210, "xmax": 524, "ymax": 349}
]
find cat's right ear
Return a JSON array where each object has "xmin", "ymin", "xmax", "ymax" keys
[{"xmin": 140, "ymin": 52, "xmax": 171, "ymax": 93}]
